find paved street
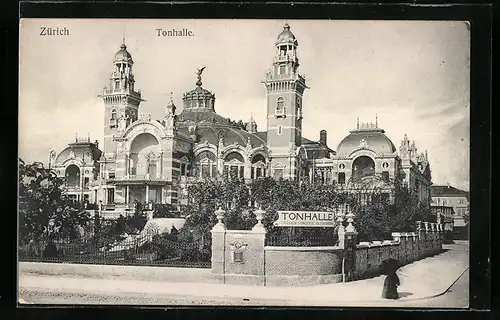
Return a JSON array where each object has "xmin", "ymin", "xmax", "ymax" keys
[
  {"xmin": 19, "ymin": 242, "xmax": 469, "ymax": 308},
  {"xmin": 19, "ymin": 269, "xmax": 469, "ymax": 307}
]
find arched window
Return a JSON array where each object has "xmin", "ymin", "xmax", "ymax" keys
[
  {"xmin": 276, "ymin": 97, "xmax": 285, "ymax": 116},
  {"xmin": 273, "ymin": 163, "xmax": 285, "ymax": 179},
  {"xmin": 195, "ymin": 150, "xmax": 217, "ymax": 178},
  {"xmin": 352, "ymin": 156, "xmax": 375, "ymax": 182},
  {"xmin": 65, "ymin": 164, "xmax": 81, "ymax": 187},
  {"xmin": 110, "ymin": 109, "xmax": 117, "ymax": 120},
  {"xmin": 224, "ymin": 152, "xmax": 245, "ymax": 180},
  {"xmin": 251, "ymin": 154, "xmax": 267, "ymax": 179},
  {"xmin": 277, "ymin": 125, "xmax": 283, "ymax": 135},
  {"xmin": 180, "ymin": 157, "xmax": 190, "ymax": 176}
]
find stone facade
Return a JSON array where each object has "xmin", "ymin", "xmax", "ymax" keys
[{"xmin": 50, "ymin": 23, "xmax": 433, "ymax": 216}]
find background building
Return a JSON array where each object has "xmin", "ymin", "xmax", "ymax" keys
[
  {"xmin": 50, "ymin": 23, "xmax": 433, "ymax": 216},
  {"xmin": 431, "ymin": 184, "xmax": 469, "ymax": 239}
]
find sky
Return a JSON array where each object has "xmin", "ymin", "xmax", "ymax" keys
[{"xmin": 19, "ymin": 19, "xmax": 470, "ymax": 191}]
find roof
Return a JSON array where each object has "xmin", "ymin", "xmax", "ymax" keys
[
  {"xmin": 430, "ymin": 185, "xmax": 469, "ymax": 198},
  {"xmin": 336, "ymin": 127, "xmax": 397, "ymax": 157},
  {"xmin": 114, "ymin": 44, "xmax": 133, "ymax": 63},
  {"xmin": 276, "ymin": 23, "xmax": 298, "ymax": 46},
  {"xmin": 55, "ymin": 142, "xmax": 102, "ymax": 165},
  {"xmin": 176, "ymin": 110, "xmax": 266, "ymax": 147}
]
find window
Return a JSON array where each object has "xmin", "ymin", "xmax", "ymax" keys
[
  {"xmin": 108, "ymin": 172, "xmax": 115, "ymax": 179},
  {"xmin": 276, "ymin": 97, "xmax": 285, "ymax": 116},
  {"xmin": 224, "ymin": 152, "xmax": 245, "ymax": 180},
  {"xmin": 110, "ymin": 109, "xmax": 117, "ymax": 120},
  {"xmin": 107, "ymin": 188, "xmax": 115, "ymax": 204},
  {"xmin": 278, "ymin": 125, "xmax": 283, "ymax": 135},
  {"xmin": 274, "ymin": 168, "xmax": 284, "ymax": 179},
  {"xmin": 382, "ymin": 171, "xmax": 390, "ymax": 182},
  {"xmin": 338, "ymin": 172, "xmax": 346, "ymax": 185},
  {"xmin": 84, "ymin": 177, "xmax": 89, "ymax": 187},
  {"xmin": 196, "ymin": 151, "xmax": 217, "ymax": 178},
  {"xmin": 180, "ymin": 163, "xmax": 187, "ymax": 176},
  {"xmin": 148, "ymin": 162, "xmax": 157, "ymax": 178},
  {"xmin": 279, "ymin": 65, "xmax": 286, "ymax": 75},
  {"xmin": 251, "ymin": 153, "xmax": 266, "ymax": 180}
]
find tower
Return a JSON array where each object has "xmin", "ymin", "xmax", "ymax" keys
[
  {"xmin": 101, "ymin": 42, "xmax": 143, "ymax": 155},
  {"xmin": 263, "ymin": 23, "xmax": 308, "ymax": 180}
]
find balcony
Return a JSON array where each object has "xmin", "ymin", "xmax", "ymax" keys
[
  {"xmin": 179, "ymin": 176, "xmax": 199, "ymax": 184},
  {"xmin": 64, "ymin": 185, "xmax": 91, "ymax": 192},
  {"xmin": 109, "ymin": 174, "xmax": 170, "ymax": 186}
]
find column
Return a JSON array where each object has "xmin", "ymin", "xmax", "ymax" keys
[
  {"xmin": 126, "ymin": 186, "xmax": 130, "ymax": 204},
  {"xmin": 244, "ymin": 157, "xmax": 252, "ymax": 180},
  {"xmin": 145, "ymin": 185, "xmax": 149, "ymax": 203},
  {"xmin": 160, "ymin": 152, "xmax": 164, "ymax": 178}
]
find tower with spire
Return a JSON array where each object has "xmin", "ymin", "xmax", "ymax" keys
[
  {"xmin": 263, "ymin": 23, "xmax": 308, "ymax": 179},
  {"xmin": 101, "ymin": 40, "xmax": 143, "ymax": 155}
]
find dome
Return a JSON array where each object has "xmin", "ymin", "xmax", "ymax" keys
[
  {"xmin": 183, "ymin": 86, "xmax": 215, "ymax": 101},
  {"xmin": 178, "ymin": 125, "xmax": 266, "ymax": 148},
  {"xmin": 182, "ymin": 86, "xmax": 216, "ymax": 111},
  {"xmin": 336, "ymin": 127, "xmax": 396, "ymax": 157},
  {"xmin": 55, "ymin": 142, "xmax": 102, "ymax": 165},
  {"xmin": 114, "ymin": 44, "xmax": 133, "ymax": 63},
  {"xmin": 276, "ymin": 23, "xmax": 298, "ymax": 46}
]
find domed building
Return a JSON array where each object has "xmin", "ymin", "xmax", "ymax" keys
[
  {"xmin": 51, "ymin": 24, "xmax": 432, "ymax": 216},
  {"xmin": 48, "ymin": 136, "xmax": 102, "ymax": 204}
]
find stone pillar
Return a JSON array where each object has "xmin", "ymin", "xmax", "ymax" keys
[
  {"xmin": 343, "ymin": 211, "xmax": 357, "ymax": 282},
  {"xmin": 145, "ymin": 185, "xmax": 149, "ymax": 203},
  {"xmin": 211, "ymin": 208, "xmax": 226, "ymax": 276},
  {"xmin": 336, "ymin": 211, "xmax": 346, "ymax": 249},
  {"xmin": 244, "ymin": 156, "xmax": 252, "ymax": 180}
]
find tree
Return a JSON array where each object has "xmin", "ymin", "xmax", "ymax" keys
[{"xmin": 18, "ymin": 159, "xmax": 90, "ymax": 244}]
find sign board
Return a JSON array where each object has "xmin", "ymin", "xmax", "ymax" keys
[{"xmin": 273, "ymin": 211, "xmax": 336, "ymax": 227}]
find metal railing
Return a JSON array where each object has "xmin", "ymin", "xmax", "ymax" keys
[
  {"xmin": 18, "ymin": 230, "xmax": 211, "ymax": 268},
  {"xmin": 266, "ymin": 228, "xmax": 338, "ymax": 247}
]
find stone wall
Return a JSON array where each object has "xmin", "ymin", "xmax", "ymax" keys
[
  {"xmin": 353, "ymin": 221, "xmax": 444, "ymax": 279},
  {"xmin": 211, "ymin": 207, "xmax": 444, "ymax": 286}
]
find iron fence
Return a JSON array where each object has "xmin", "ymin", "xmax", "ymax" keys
[
  {"xmin": 18, "ymin": 230, "xmax": 212, "ymax": 268},
  {"xmin": 266, "ymin": 227, "xmax": 338, "ymax": 247}
]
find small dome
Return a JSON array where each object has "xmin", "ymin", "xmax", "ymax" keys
[
  {"xmin": 183, "ymin": 86, "xmax": 214, "ymax": 100},
  {"xmin": 114, "ymin": 44, "xmax": 133, "ymax": 63},
  {"xmin": 337, "ymin": 127, "xmax": 396, "ymax": 157},
  {"xmin": 276, "ymin": 23, "xmax": 298, "ymax": 46},
  {"xmin": 182, "ymin": 85, "xmax": 216, "ymax": 112}
]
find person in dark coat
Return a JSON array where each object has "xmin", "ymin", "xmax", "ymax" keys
[{"xmin": 381, "ymin": 258, "xmax": 400, "ymax": 299}]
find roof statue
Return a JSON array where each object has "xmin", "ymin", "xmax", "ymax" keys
[{"xmin": 196, "ymin": 66, "xmax": 206, "ymax": 86}]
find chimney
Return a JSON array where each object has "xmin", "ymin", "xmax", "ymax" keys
[{"xmin": 320, "ymin": 130, "xmax": 327, "ymax": 145}]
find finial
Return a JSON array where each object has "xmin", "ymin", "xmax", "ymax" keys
[
  {"xmin": 284, "ymin": 22, "xmax": 290, "ymax": 30},
  {"xmin": 169, "ymin": 91, "xmax": 174, "ymax": 104},
  {"xmin": 375, "ymin": 113, "xmax": 378, "ymax": 128},
  {"xmin": 357, "ymin": 117, "xmax": 360, "ymax": 129},
  {"xmin": 121, "ymin": 26, "xmax": 126, "ymax": 48},
  {"xmin": 87, "ymin": 133, "xmax": 90, "ymax": 142},
  {"xmin": 75, "ymin": 133, "xmax": 78, "ymax": 143}
]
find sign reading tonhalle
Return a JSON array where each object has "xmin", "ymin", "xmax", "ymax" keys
[{"xmin": 274, "ymin": 211, "xmax": 335, "ymax": 227}]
